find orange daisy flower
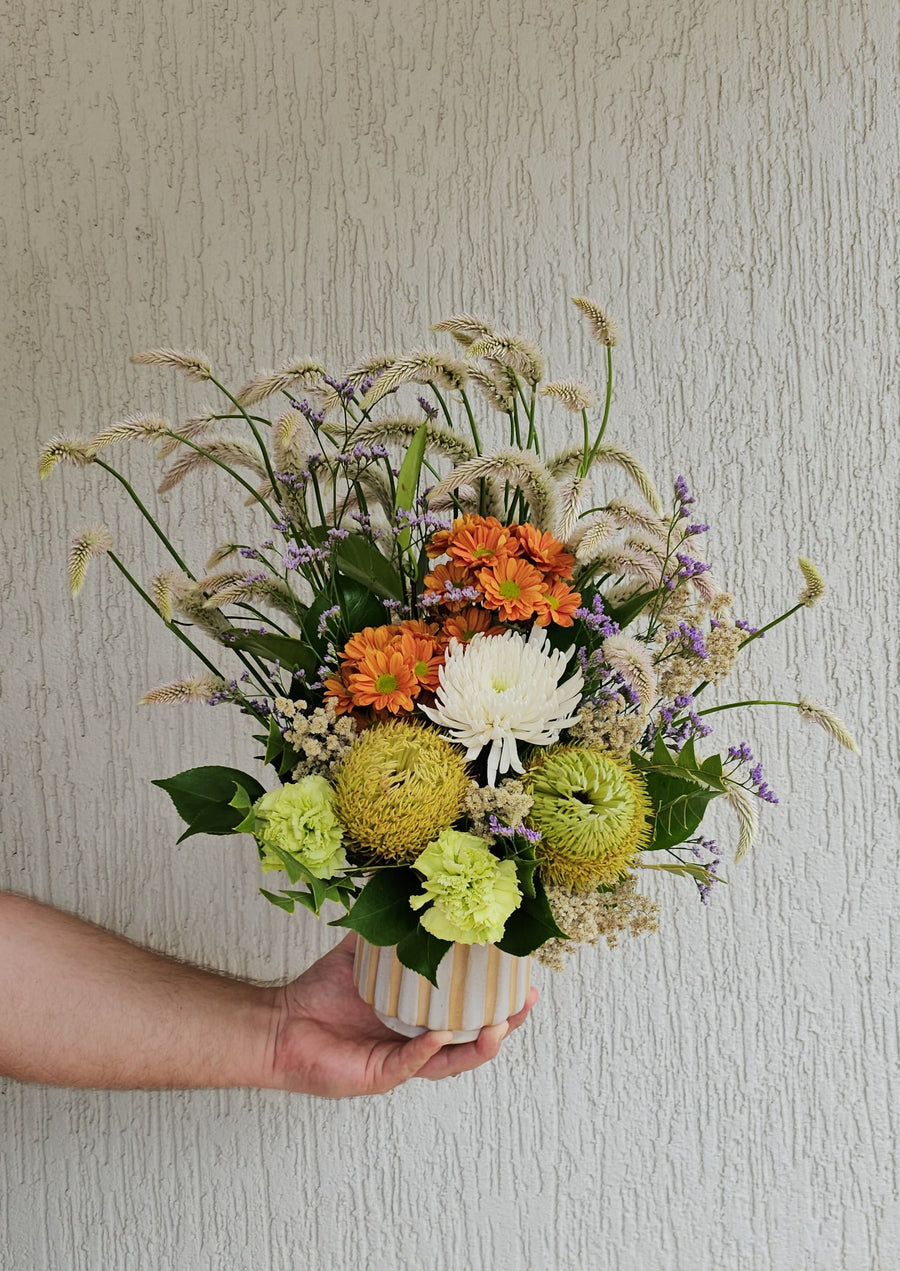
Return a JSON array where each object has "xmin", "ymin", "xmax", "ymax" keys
[
  {"xmin": 397, "ymin": 618, "xmax": 441, "ymax": 639},
  {"xmin": 512, "ymin": 524, "xmax": 576, "ymax": 579},
  {"xmin": 323, "ymin": 672, "xmax": 356, "ymax": 715},
  {"xmin": 340, "ymin": 623, "xmax": 399, "ymax": 666},
  {"xmin": 477, "ymin": 556, "xmax": 545, "ymax": 622},
  {"xmin": 534, "ymin": 582, "xmax": 582, "ymax": 628},
  {"xmin": 447, "ymin": 521, "xmax": 514, "ymax": 570},
  {"xmin": 398, "ymin": 631, "xmax": 444, "ymax": 692},
  {"xmin": 442, "ymin": 607, "xmax": 505, "ymax": 643},
  {"xmin": 347, "ymin": 649, "xmax": 418, "ymax": 713}
]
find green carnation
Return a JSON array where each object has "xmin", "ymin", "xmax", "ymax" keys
[
  {"xmin": 253, "ymin": 776, "xmax": 347, "ymax": 880},
  {"xmin": 409, "ymin": 829, "xmax": 521, "ymax": 945}
]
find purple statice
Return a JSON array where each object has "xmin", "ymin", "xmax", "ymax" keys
[
  {"xmin": 574, "ymin": 592, "xmax": 620, "ymax": 637},
  {"xmin": 417, "ymin": 395, "xmax": 439, "ymax": 419},
  {"xmin": 726, "ymin": 742, "xmax": 779, "ymax": 804},
  {"xmin": 674, "ymin": 474, "xmax": 696, "ymax": 516},
  {"xmin": 292, "ymin": 398, "xmax": 327, "ymax": 426},
  {"xmin": 317, "ymin": 605, "xmax": 341, "ymax": 636},
  {"xmin": 322, "ymin": 374, "xmax": 355, "ymax": 404},
  {"xmin": 420, "ymin": 580, "xmax": 481, "ymax": 607},
  {"xmin": 239, "ymin": 545, "xmax": 261, "ymax": 560},
  {"xmin": 735, "ymin": 617, "xmax": 761, "ymax": 636},
  {"xmin": 685, "ymin": 522, "xmax": 710, "ymax": 535},
  {"xmin": 689, "ymin": 836, "xmax": 723, "ymax": 904},
  {"xmin": 283, "ymin": 542, "xmax": 329, "ymax": 570},
  {"xmin": 665, "ymin": 621, "xmax": 709, "ymax": 660},
  {"xmin": 488, "ymin": 816, "xmax": 542, "ymax": 845},
  {"xmin": 652, "ymin": 702, "xmax": 713, "ymax": 750}
]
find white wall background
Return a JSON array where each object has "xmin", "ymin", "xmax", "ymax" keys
[{"xmin": 2, "ymin": 1, "xmax": 897, "ymax": 1267}]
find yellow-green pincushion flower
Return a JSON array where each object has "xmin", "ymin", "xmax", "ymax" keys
[
  {"xmin": 253, "ymin": 775, "xmax": 347, "ymax": 879},
  {"xmin": 526, "ymin": 747, "xmax": 652, "ymax": 890},
  {"xmin": 410, "ymin": 829, "xmax": 522, "ymax": 944},
  {"xmin": 333, "ymin": 720, "xmax": 469, "ymax": 863}
]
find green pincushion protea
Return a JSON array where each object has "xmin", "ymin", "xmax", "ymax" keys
[
  {"xmin": 526, "ymin": 747, "xmax": 652, "ymax": 890},
  {"xmin": 333, "ymin": 720, "xmax": 470, "ymax": 863}
]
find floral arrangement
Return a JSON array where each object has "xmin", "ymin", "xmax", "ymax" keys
[{"xmin": 40, "ymin": 298, "xmax": 859, "ymax": 983}]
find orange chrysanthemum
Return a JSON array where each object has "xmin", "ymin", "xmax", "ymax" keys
[
  {"xmin": 442, "ymin": 607, "xmax": 505, "ymax": 643},
  {"xmin": 447, "ymin": 521, "xmax": 514, "ymax": 570},
  {"xmin": 340, "ymin": 624, "xmax": 398, "ymax": 665},
  {"xmin": 512, "ymin": 524, "xmax": 576, "ymax": 580},
  {"xmin": 478, "ymin": 556, "xmax": 545, "ymax": 622},
  {"xmin": 347, "ymin": 650, "xmax": 418, "ymax": 713},
  {"xmin": 398, "ymin": 631, "xmax": 444, "ymax": 692},
  {"xmin": 323, "ymin": 672, "xmax": 356, "ymax": 715},
  {"xmin": 397, "ymin": 617, "xmax": 441, "ymax": 639},
  {"xmin": 534, "ymin": 581, "xmax": 582, "ymax": 628}
]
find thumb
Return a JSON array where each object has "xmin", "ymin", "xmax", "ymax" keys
[{"xmin": 377, "ymin": 1029, "xmax": 454, "ymax": 1090}]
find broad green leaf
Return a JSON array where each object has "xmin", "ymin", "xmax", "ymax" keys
[
  {"xmin": 642, "ymin": 772, "xmax": 719, "ymax": 851},
  {"xmin": 395, "ymin": 925, "xmax": 453, "ymax": 987},
  {"xmin": 604, "ymin": 589, "xmax": 657, "ymax": 630},
  {"xmin": 152, "ymin": 766, "xmax": 266, "ymax": 841},
  {"xmin": 336, "ymin": 574, "xmax": 389, "ymax": 633},
  {"xmin": 496, "ymin": 878, "xmax": 568, "ymax": 957},
  {"xmin": 329, "ymin": 868, "xmax": 421, "ymax": 944},
  {"xmin": 511, "ymin": 843, "xmax": 539, "ymax": 900},
  {"xmin": 260, "ymin": 889, "xmax": 296, "ymax": 913},
  {"xmin": 335, "ymin": 535, "xmax": 403, "ymax": 600},
  {"xmin": 393, "ymin": 421, "xmax": 429, "ymax": 552},
  {"xmin": 228, "ymin": 631, "xmax": 319, "ymax": 674}
]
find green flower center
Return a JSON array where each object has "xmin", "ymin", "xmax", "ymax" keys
[
  {"xmin": 498, "ymin": 578, "xmax": 522, "ymax": 600},
  {"xmin": 374, "ymin": 672, "xmax": 398, "ymax": 694},
  {"xmin": 414, "ymin": 660, "xmax": 430, "ymax": 678}
]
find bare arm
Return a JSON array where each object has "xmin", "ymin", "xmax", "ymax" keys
[{"xmin": 0, "ymin": 893, "xmax": 535, "ymax": 1096}]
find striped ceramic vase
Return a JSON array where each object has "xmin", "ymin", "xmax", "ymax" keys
[{"xmin": 353, "ymin": 937, "xmax": 531, "ymax": 1044}]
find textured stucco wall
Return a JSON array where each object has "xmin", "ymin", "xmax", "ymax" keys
[{"xmin": 2, "ymin": 1, "xmax": 898, "ymax": 1268}]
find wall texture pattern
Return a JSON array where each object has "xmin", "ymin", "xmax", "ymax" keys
[{"xmin": 2, "ymin": 1, "xmax": 897, "ymax": 1268}]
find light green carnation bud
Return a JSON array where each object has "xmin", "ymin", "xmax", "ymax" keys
[
  {"xmin": 410, "ymin": 829, "xmax": 521, "ymax": 945},
  {"xmin": 253, "ymin": 776, "xmax": 347, "ymax": 880}
]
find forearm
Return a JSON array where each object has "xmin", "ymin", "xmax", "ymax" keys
[{"xmin": 0, "ymin": 893, "xmax": 279, "ymax": 1090}]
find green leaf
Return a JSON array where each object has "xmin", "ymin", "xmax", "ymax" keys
[
  {"xmin": 152, "ymin": 766, "xmax": 266, "ymax": 841},
  {"xmin": 604, "ymin": 589, "xmax": 657, "ymax": 629},
  {"xmin": 393, "ymin": 421, "xmax": 429, "ymax": 552},
  {"xmin": 642, "ymin": 771, "xmax": 719, "ymax": 851},
  {"xmin": 334, "ymin": 535, "xmax": 403, "ymax": 600},
  {"xmin": 264, "ymin": 718, "xmax": 285, "ymax": 766},
  {"xmin": 263, "ymin": 844, "xmax": 305, "ymax": 885},
  {"xmin": 640, "ymin": 862, "xmax": 726, "ymax": 884},
  {"xmin": 496, "ymin": 878, "xmax": 568, "ymax": 957},
  {"xmin": 279, "ymin": 887, "xmax": 326, "ymax": 915},
  {"xmin": 395, "ymin": 925, "xmax": 453, "ymax": 987},
  {"xmin": 336, "ymin": 574, "xmax": 389, "ymax": 632},
  {"xmin": 329, "ymin": 868, "xmax": 421, "ymax": 944},
  {"xmin": 227, "ymin": 631, "xmax": 319, "ymax": 674},
  {"xmin": 510, "ymin": 842, "xmax": 539, "ymax": 900},
  {"xmin": 259, "ymin": 888, "xmax": 296, "ymax": 914}
]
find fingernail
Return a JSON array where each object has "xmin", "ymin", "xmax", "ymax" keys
[
  {"xmin": 430, "ymin": 1030, "xmax": 454, "ymax": 1047},
  {"xmin": 487, "ymin": 1021, "xmax": 509, "ymax": 1042}
]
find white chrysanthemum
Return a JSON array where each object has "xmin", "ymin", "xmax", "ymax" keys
[{"xmin": 419, "ymin": 628, "xmax": 584, "ymax": 786}]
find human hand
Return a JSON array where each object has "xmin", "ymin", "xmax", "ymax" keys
[{"xmin": 267, "ymin": 932, "xmax": 538, "ymax": 1098}]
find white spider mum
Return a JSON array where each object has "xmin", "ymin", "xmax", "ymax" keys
[{"xmin": 419, "ymin": 628, "xmax": 584, "ymax": 786}]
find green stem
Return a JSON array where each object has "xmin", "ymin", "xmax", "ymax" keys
[
  {"xmin": 458, "ymin": 390, "xmax": 483, "ymax": 455},
  {"xmin": 209, "ymin": 376, "xmax": 281, "ymax": 499},
  {"xmin": 739, "ymin": 604, "xmax": 804, "ymax": 651},
  {"xmin": 162, "ymin": 433, "xmax": 280, "ymax": 523},
  {"xmin": 694, "ymin": 699, "xmax": 802, "ymax": 718},
  {"xmin": 583, "ymin": 346, "xmax": 614, "ymax": 474},
  {"xmin": 95, "ymin": 460, "xmax": 193, "ymax": 577},
  {"xmin": 107, "ymin": 552, "xmax": 268, "ymax": 723}
]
